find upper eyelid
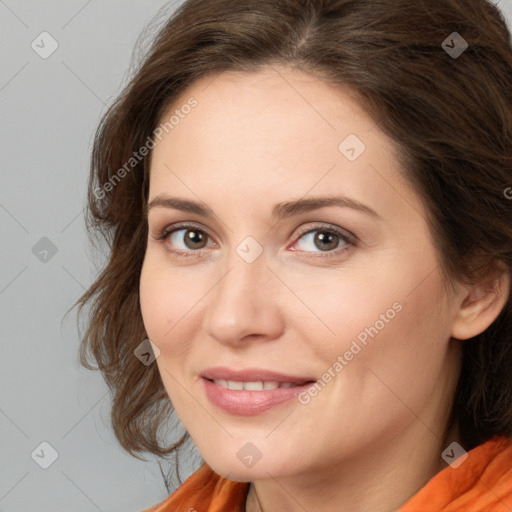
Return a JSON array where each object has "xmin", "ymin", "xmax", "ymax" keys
[
  {"xmin": 161, "ymin": 221, "xmax": 350, "ymax": 235},
  {"xmin": 295, "ymin": 222, "xmax": 353, "ymax": 238}
]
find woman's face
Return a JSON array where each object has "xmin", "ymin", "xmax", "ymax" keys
[{"xmin": 139, "ymin": 66, "xmax": 464, "ymax": 480}]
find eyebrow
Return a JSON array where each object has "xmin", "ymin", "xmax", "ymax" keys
[{"xmin": 146, "ymin": 194, "xmax": 380, "ymax": 220}]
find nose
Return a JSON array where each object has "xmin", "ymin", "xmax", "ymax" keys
[{"xmin": 202, "ymin": 249, "xmax": 285, "ymax": 347}]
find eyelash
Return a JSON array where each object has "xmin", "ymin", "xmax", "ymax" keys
[{"xmin": 154, "ymin": 222, "xmax": 357, "ymax": 259}]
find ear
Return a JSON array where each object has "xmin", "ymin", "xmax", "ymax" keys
[{"xmin": 451, "ymin": 265, "xmax": 510, "ymax": 340}]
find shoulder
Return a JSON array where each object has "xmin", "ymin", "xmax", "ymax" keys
[{"xmin": 400, "ymin": 435, "xmax": 512, "ymax": 511}]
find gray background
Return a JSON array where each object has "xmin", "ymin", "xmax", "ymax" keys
[{"xmin": 1, "ymin": 1, "xmax": 511, "ymax": 511}]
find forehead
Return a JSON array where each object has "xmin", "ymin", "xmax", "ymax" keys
[
  {"xmin": 163, "ymin": 66, "xmax": 378, "ymax": 148},
  {"xmin": 148, "ymin": 66, "xmax": 420, "ymax": 224}
]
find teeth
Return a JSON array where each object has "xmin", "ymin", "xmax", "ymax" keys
[
  {"xmin": 245, "ymin": 381, "xmax": 265, "ymax": 391},
  {"xmin": 227, "ymin": 380, "xmax": 244, "ymax": 390},
  {"xmin": 212, "ymin": 379, "xmax": 304, "ymax": 390}
]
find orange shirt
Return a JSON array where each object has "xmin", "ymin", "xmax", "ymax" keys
[{"xmin": 141, "ymin": 435, "xmax": 512, "ymax": 511}]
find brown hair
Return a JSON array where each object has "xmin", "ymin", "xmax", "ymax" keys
[{"xmin": 74, "ymin": 0, "xmax": 512, "ymax": 475}]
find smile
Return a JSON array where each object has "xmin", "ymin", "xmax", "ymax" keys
[{"xmin": 202, "ymin": 377, "xmax": 317, "ymax": 415}]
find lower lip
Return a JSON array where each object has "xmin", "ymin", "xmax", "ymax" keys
[{"xmin": 202, "ymin": 378, "xmax": 315, "ymax": 415}]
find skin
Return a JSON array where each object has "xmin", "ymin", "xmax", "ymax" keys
[{"xmin": 139, "ymin": 65, "xmax": 509, "ymax": 512}]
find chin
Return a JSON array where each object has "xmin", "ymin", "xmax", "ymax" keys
[{"xmin": 204, "ymin": 451, "xmax": 297, "ymax": 482}]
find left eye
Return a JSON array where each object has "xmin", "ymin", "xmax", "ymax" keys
[{"xmin": 293, "ymin": 228, "xmax": 351, "ymax": 253}]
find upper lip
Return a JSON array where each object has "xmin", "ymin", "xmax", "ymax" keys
[{"xmin": 201, "ymin": 366, "xmax": 316, "ymax": 383}]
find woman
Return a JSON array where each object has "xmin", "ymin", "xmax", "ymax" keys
[{"xmin": 76, "ymin": 0, "xmax": 512, "ymax": 510}]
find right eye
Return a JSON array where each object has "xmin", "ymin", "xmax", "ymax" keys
[{"xmin": 156, "ymin": 223, "xmax": 217, "ymax": 257}]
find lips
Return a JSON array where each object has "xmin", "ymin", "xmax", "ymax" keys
[{"xmin": 200, "ymin": 366, "xmax": 317, "ymax": 415}]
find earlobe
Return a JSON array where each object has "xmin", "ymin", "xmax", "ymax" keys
[{"xmin": 450, "ymin": 268, "xmax": 510, "ymax": 341}]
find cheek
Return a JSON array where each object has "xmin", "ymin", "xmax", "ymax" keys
[
  {"xmin": 335, "ymin": 278, "xmax": 452, "ymax": 407},
  {"xmin": 294, "ymin": 278, "xmax": 455, "ymax": 457},
  {"xmin": 139, "ymin": 256, "xmax": 198, "ymax": 347},
  {"xmin": 139, "ymin": 258, "xmax": 200, "ymax": 405},
  {"xmin": 283, "ymin": 268, "xmax": 404, "ymax": 361},
  {"xmin": 139, "ymin": 260, "xmax": 167, "ymax": 341},
  {"xmin": 302, "ymin": 262, "xmax": 453, "ymax": 393}
]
